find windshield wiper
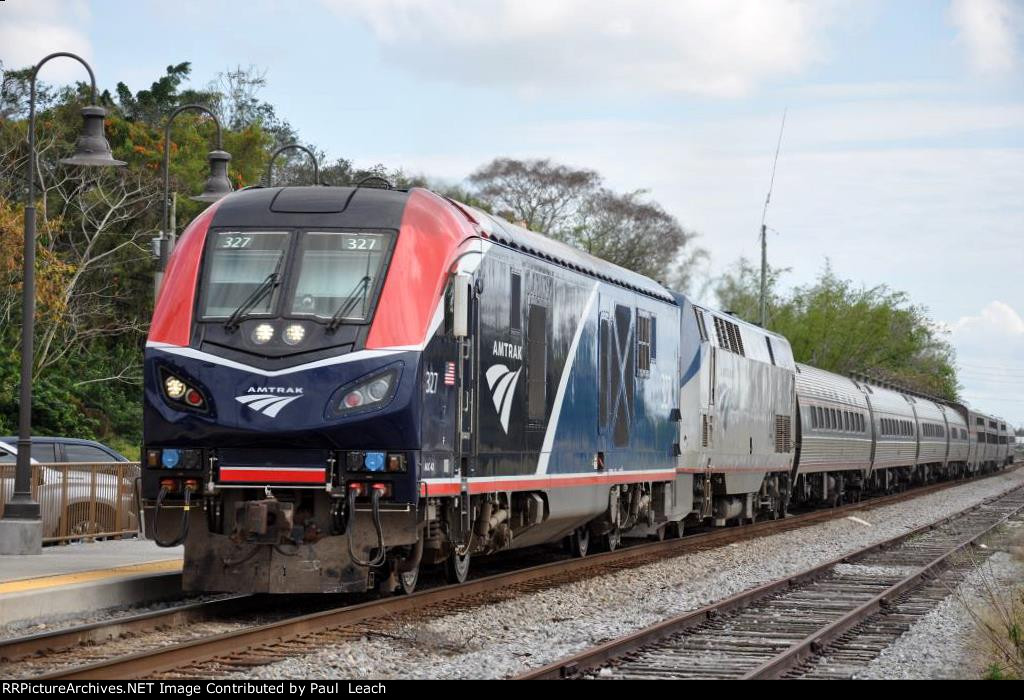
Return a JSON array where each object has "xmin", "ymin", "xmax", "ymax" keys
[
  {"xmin": 224, "ymin": 272, "xmax": 280, "ymax": 332},
  {"xmin": 326, "ymin": 276, "xmax": 371, "ymax": 333}
]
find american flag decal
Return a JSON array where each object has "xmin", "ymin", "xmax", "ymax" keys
[{"xmin": 444, "ymin": 362, "xmax": 456, "ymax": 386}]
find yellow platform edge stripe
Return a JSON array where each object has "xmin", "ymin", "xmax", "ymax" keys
[{"xmin": 0, "ymin": 558, "xmax": 183, "ymax": 595}]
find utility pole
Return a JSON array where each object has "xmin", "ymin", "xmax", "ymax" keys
[
  {"xmin": 759, "ymin": 109, "xmax": 787, "ymax": 328},
  {"xmin": 760, "ymin": 222, "xmax": 768, "ymax": 327}
]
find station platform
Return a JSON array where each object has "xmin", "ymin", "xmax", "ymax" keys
[{"xmin": 0, "ymin": 538, "xmax": 183, "ymax": 627}]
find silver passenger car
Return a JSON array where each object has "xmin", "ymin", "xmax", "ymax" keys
[
  {"xmin": 996, "ymin": 418, "xmax": 1011, "ymax": 466},
  {"xmin": 943, "ymin": 405, "xmax": 970, "ymax": 469},
  {"xmin": 794, "ymin": 363, "xmax": 872, "ymax": 477},
  {"xmin": 861, "ymin": 383, "xmax": 918, "ymax": 471},
  {"xmin": 909, "ymin": 396, "xmax": 948, "ymax": 472}
]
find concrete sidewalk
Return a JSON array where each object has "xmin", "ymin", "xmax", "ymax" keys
[{"xmin": 0, "ymin": 538, "xmax": 183, "ymax": 627}]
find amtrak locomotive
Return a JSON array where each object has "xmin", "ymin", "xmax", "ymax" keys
[{"xmin": 142, "ymin": 185, "xmax": 1013, "ymax": 594}]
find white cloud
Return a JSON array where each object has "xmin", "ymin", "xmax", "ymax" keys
[
  {"xmin": 952, "ymin": 300, "xmax": 1024, "ymax": 337},
  {"xmin": 948, "ymin": 301, "xmax": 1024, "ymax": 428},
  {"xmin": 948, "ymin": 0, "xmax": 1023, "ymax": 75},
  {"xmin": 0, "ymin": 1, "xmax": 92, "ymax": 82},
  {"xmin": 325, "ymin": 0, "xmax": 841, "ymax": 97}
]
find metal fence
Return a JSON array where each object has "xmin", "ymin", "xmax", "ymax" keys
[{"xmin": 0, "ymin": 461, "xmax": 141, "ymax": 544}]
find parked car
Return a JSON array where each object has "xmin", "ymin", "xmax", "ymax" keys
[
  {"xmin": 0, "ymin": 439, "xmax": 138, "ymax": 541},
  {"xmin": 0, "ymin": 436, "xmax": 129, "ymax": 464}
]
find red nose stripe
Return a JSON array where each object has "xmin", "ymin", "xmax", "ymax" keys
[
  {"xmin": 149, "ymin": 200, "xmax": 223, "ymax": 346},
  {"xmin": 219, "ymin": 467, "xmax": 327, "ymax": 484},
  {"xmin": 366, "ymin": 188, "xmax": 478, "ymax": 349}
]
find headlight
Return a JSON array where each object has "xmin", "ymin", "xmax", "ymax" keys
[
  {"xmin": 283, "ymin": 324, "xmax": 305, "ymax": 345},
  {"xmin": 165, "ymin": 376, "xmax": 186, "ymax": 400},
  {"xmin": 328, "ymin": 365, "xmax": 401, "ymax": 417},
  {"xmin": 159, "ymin": 369, "xmax": 208, "ymax": 412},
  {"xmin": 252, "ymin": 323, "xmax": 274, "ymax": 344},
  {"xmin": 367, "ymin": 377, "xmax": 390, "ymax": 402}
]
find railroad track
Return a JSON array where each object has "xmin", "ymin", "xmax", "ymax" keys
[
  {"xmin": 518, "ymin": 484, "xmax": 1024, "ymax": 680},
  {"xmin": 5, "ymin": 468, "xmax": 1018, "ymax": 680}
]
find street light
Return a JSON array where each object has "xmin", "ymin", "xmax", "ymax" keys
[
  {"xmin": 0, "ymin": 52, "xmax": 124, "ymax": 556},
  {"xmin": 157, "ymin": 105, "xmax": 232, "ymax": 286},
  {"xmin": 265, "ymin": 143, "xmax": 320, "ymax": 186}
]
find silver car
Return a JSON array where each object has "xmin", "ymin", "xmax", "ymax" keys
[{"xmin": 0, "ymin": 440, "xmax": 139, "ymax": 541}]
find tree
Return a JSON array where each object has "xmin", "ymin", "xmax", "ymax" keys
[
  {"xmin": 569, "ymin": 188, "xmax": 707, "ymax": 288},
  {"xmin": 716, "ymin": 259, "xmax": 960, "ymax": 400},
  {"xmin": 115, "ymin": 62, "xmax": 219, "ymax": 126},
  {"xmin": 468, "ymin": 157, "xmax": 707, "ymax": 291},
  {"xmin": 468, "ymin": 158, "xmax": 600, "ymax": 233},
  {"xmin": 714, "ymin": 256, "xmax": 790, "ymax": 323},
  {"xmin": 209, "ymin": 65, "xmax": 297, "ymax": 145}
]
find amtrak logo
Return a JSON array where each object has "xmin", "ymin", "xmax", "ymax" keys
[
  {"xmin": 235, "ymin": 386, "xmax": 303, "ymax": 418},
  {"xmin": 485, "ymin": 364, "xmax": 521, "ymax": 434}
]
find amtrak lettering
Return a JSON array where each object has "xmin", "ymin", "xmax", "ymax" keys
[
  {"xmin": 486, "ymin": 341, "xmax": 524, "ymax": 433},
  {"xmin": 492, "ymin": 340, "xmax": 522, "ymax": 360},
  {"xmin": 235, "ymin": 386, "xmax": 304, "ymax": 418}
]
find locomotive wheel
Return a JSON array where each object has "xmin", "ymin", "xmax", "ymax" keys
[
  {"xmin": 602, "ymin": 530, "xmax": 620, "ymax": 552},
  {"xmin": 398, "ymin": 566, "xmax": 419, "ymax": 595},
  {"xmin": 666, "ymin": 521, "xmax": 684, "ymax": 539},
  {"xmin": 445, "ymin": 550, "xmax": 471, "ymax": 584},
  {"xmin": 571, "ymin": 527, "xmax": 590, "ymax": 558},
  {"xmin": 649, "ymin": 525, "xmax": 666, "ymax": 542}
]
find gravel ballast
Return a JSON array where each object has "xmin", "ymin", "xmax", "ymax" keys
[
  {"xmin": 855, "ymin": 521, "xmax": 1024, "ymax": 680},
  {"xmin": 226, "ymin": 469, "xmax": 1024, "ymax": 680}
]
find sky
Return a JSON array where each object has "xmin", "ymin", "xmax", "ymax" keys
[{"xmin": 1, "ymin": 0, "xmax": 1023, "ymax": 427}]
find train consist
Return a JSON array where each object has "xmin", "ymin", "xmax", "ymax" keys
[{"xmin": 141, "ymin": 185, "xmax": 1014, "ymax": 594}]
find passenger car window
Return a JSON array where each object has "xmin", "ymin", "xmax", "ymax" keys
[
  {"xmin": 31, "ymin": 443, "xmax": 56, "ymax": 462},
  {"xmin": 64, "ymin": 444, "xmax": 114, "ymax": 463}
]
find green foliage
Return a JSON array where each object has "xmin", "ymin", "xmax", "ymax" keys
[
  {"xmin": 0, "ymin": 350, "xmax": 100, "ymax": 439},
  {"xmin": 115, "ymin": 62, "xmax": 219, "ymax": 126},
  {"xmin": 983, "ymin": 662, "xmax": 1008, "ymax": 680},
  {"xmin": 716, "ymin": 258, "xmax": 960, "ymax": 400}
]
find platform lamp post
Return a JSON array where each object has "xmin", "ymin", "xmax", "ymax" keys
[
  {"xmin": 265, "ymin": 143, "xmax": 320, "ymax": 186},
  {"xmin": 0, "ymin": 52, "xmax": 125, "ymax": 556},
  {"xmin": 154, "ymin": 105, "xmax": 233, "ymax": 294}
]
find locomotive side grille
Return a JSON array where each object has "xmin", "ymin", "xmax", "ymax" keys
[
  {"xmin": 729, "ymin": 321, "xmax": 745, "ymax": 356},
  {"xmin": 713, "ymin": 316, "xmax": 728, "ymax": 349},
  {"xmin": 702, "ymin": 414, "xmax": 711, "ymax": 447},
  {"xmin": 711, "ymin": 314, "xmax": 746, "ymax": 356},
  {"xmin": 774, "ymin": 414, "xmax": 792, "ymax": 453}
]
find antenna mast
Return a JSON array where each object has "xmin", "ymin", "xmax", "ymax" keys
[{"xmin": 760, "ymin": 109, "xmax": 786, "ymax": 327}]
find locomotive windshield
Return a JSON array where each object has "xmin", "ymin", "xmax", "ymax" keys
[
  {"xmin": 290, "ymin": 232, "xmax": 389, "ymax": 321},
  {"xmin": 200, "ymin": 231, "xmax": 289, "ymax": 318},
  {"xmin": 199, "ymin": 230, "xmax": 392, "ymax": 324}
]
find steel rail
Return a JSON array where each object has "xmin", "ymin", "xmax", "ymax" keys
[
  {"xmin": 27, "ymin": 467, "xmax": 1020, "ymax": 680},
  {"xmin": 517, "ymin": 483, "xmax": 1024, "ymax": 680},
  {"xmin": 0, "ymin": 595, "xmax": 252, "ymax": 663},
  {"xmin": 742, "ymin": 495, "xmax": 1024, "ymax": 679}
]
